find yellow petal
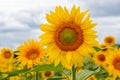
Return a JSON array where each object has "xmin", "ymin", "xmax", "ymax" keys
[
  {"xmin": 46, "ymin": 43, "xmax": 60, "ymax": 61},
  {"xmin": 54, "ymin": 56, "xmax": 61, "ymax": 66},
  {"xmin": 59, "ymin": 6, "xmax": 70, "ymax": 22},
  {"xmin": 40, "ymin": 33, "xmax": 54, "ymax": 44},
  {"xmin": 66, "ymin": 52, "xmax": 72, "ymax": 63},
  {"xmin": 70, "ymin": 5, "xmax": 76, "ymax": 18},
  {"xmin": 46, "ymin": 14, "xmax": 59, "ymax": 25},
  {"xmin": 64, "ymin": 6, "xmax": 69, "ymax": 16},
  {"xmin": 75, "ymin": 10, "xmax": 89, "ymax": 25},
  {"xmin": 55, "ymin": 6, "xmax": 64, "ymax": 22},
  {"xmin": 40, "ymin": 24, "xmax": 57, "ymax": 32}
]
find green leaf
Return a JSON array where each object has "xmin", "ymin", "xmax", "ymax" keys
[
  {"xmin": 93, "ymin": 46, "xmax": 101, "ymax": 51},
  {"xmin": 83, "ymin": 57, "xmax": 99, "ymax": 70},
  {"xmin": 47, "ymin": 77, "xmax": 66, "ymax": 80},
  {"xmin": 76, "ymin": 67, "xmax": 101, "ymax": 80},
  {"xmin": 95, "ymin": 67, "xmax": 108, "ymax": 80},
  {"xmin": 0, "ymin": 72, "xmax": 3, "ymax": 75},
  {"xmin": 2, "ymin": 63, "xmax": 63, "ymax": 79},
  {"xmin": 13, "ymin": 51, "xmax": 20, "ymax": 53},
  {"xmin": 5, "ymin": 68, "xmax": 29, "ymax": 78},
  {"xmin": 31, "ymin": 63, "xmax": 63, "ymax": 72}
]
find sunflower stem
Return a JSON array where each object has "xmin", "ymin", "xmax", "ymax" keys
[
  {"xmin": 72, "ymin": 65, "xmax": 76, "ymax": 80},
  {"xmin": 36, "ymin": 71, "xmax": 39, "ymax": 80}
]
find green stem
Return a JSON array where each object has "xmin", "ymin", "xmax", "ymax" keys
[
  {"xmin": 36, "ymin": 71, "xmax": 39, "ymax": 80},
  {"xmin": 72, "ymin": 65, "xmax": 76, "ymax": 80}
]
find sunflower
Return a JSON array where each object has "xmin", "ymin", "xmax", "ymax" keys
[
  {"xmin": 106, "ymin": 48, "xmax": 120, "ymax": 78},
  {"xmin": 93, "ymin": 51, "xmax": 107, "ymax": 68},
  {"xmin": 86, "ymin": 75, "xmax": 97, "ymax": 80},
  {"xmin": 0, "ymin": 64, "xmax": 13, "ymax": 72},
  {"xmin": 103, "ymin": 36, "xmax": 116, "ymax": 46},
  {"xmin": 16, "ymin": 39, "xmax": 45, "ymax": 68},
  {"xmin": 0, "ymin": 48, "xmax": 13, "ymax": 64},
  {"xmin": 105, "ymin": 77, "xmax": 116, "ymax": 80},
  {"xmin": 9, "ymin": 75, "xmax": 22, "ymax": 80},
  {"xmin": 41, "ymin": 70, "xmax": 54, "ymax": 79},
  {"xmin": 40, "ymin": 5, "xmax": 98, "ymax": 68}
]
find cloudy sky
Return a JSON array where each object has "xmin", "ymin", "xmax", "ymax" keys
[{"xmin": 0, "ymin": 0, "xmax": 120, "ymax": 49}]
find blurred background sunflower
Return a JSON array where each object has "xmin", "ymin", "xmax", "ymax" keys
[{"xmin": 16, "ymin": 39, "xmax": 45, "ymax": 68}]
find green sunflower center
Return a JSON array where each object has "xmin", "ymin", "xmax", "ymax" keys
[{"xmin": 59, "ymin": 28, "xmax": 77, "ymax": 45}]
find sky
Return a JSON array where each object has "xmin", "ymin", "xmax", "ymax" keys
[{"xmin": 0, "ymin": 0, "xmax": 120, "ymax": 49}]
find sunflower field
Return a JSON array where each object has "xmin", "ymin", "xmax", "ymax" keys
[{"xmin": 0, "ymin": 5, "xmax": 120, "ymax": 80}]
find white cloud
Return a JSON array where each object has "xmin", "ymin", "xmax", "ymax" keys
[
  {"xmin": 0, "ymin": 28, "xmax": 42, "ymax": 49},
  {"xmin": 0, "ymin": 0, "xmax": 81, "ymax": 13},
  {"xmin": 0, "ymin": 13, "xmax": 31, "ymax": 32},
  {"xmin": 0, "ymin": 0, "xmax": 120, "ymax": 49},
  {"xmin": 0, "ymin": 0, "xmax": 40, "ymax": 12},
  {"xmin": 94, "ymin": 16, "xmax": 120, "ymax": 44}
]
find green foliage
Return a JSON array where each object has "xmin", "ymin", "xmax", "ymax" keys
[
  {"xmin": 82, "ymin": 57, "xmax": 98, "ymax": 70},
  {"xmin": 0, "ymin": 63, "xmax": 63, "ymax": 79},
  {"xmin": 3, "ymin": 68, "xmax": 29, "ymax": 79},
  {"xmin": 31, "ymin": 63, "xmax": 63, "ymax": 72},
  {"xmin": 93, "ymin": 46, "xmax": 102, "ymax": 51},
  {"xmin": 80, "ymin": 57, "xmax": 109, "ymax": 80},
  {"xmin": 47, "ymin": 77, "xmax": 66, "ymax": 80},
  {"xmin": 95, "ymin": 67, "xmax": 108, "ymax": 80},
  {"xmin": 0, "ymin": 51, "xmax": 112, "ymax": 80},
  {"xmin": 76, "ymin": 67, "xmax": 101, "ymax": 80},
  {"xmin": 13, "ymin": 51, "xmax": 20, "ymax": 53}
]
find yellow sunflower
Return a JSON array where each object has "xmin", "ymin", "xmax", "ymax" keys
[
  {"xmin": 103, "ymin": 36, "xmax": 116, "ymax": 46},
  {"xmin": 9, "ymin": 75, "xmax": 22, "ymax": 80},
  {"xmin": 0, "ymin": 48, "xmax": 13, "ymax": 64},
  {"xmin": 40, "ymin": 5, "xmax": 98, "ymax": 68},
  {"xmin": 105, "ymin": 77, "xmax": 116, "ymax": 80},
  {"xmin": 106, "ymin": 48, "xmax": 120, "ymax": 78},
  {"xmin": 16, "ymin": 39, "xmax": 45, "ymax": 68},
  {"xmin": 41, "ymin": 70, "xmax": 54, "ymax": 79},
  {"xmin": 0, "ymin": 64, "xmax": 13, "ymax": 72},
  {"xmin": 93, "ymin": 51, "xmax": 107, "ymax": 68},
  {"xmin": 86, "ymin": 75, "xmax": 97, "ymax": 80}
]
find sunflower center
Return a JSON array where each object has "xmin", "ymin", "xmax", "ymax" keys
[
  {"xmin": 44, "ymin": 71, "xmax": 51, "ymax": 77},
  {"xmin": 26, "ymin": 49, "xmax": 39, "ymax": 60},
  {"xmin": 90, "ymin": 77, "xmax": 94, "ymax": 80},
  {"xmin": 113, "ymin": 58, "xmax": 120, "ymax": 70},
  {"xmin": 106, "ymin": 38, "xmax": 113, "ymax": 43},
  {"xmin": 4, "ymin": 51, "xmax": 12, "ymax": 59},
  {"xmin": 55, "ymin": 22, "xmax": 83, "ymax": 51},
  {"xmin": 59, "ymin": 28, "xmax": 77, "ymax": 45},
  {"xmin": 97, "ymin": 54, "xmax": 105, "ymax": 62}
]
